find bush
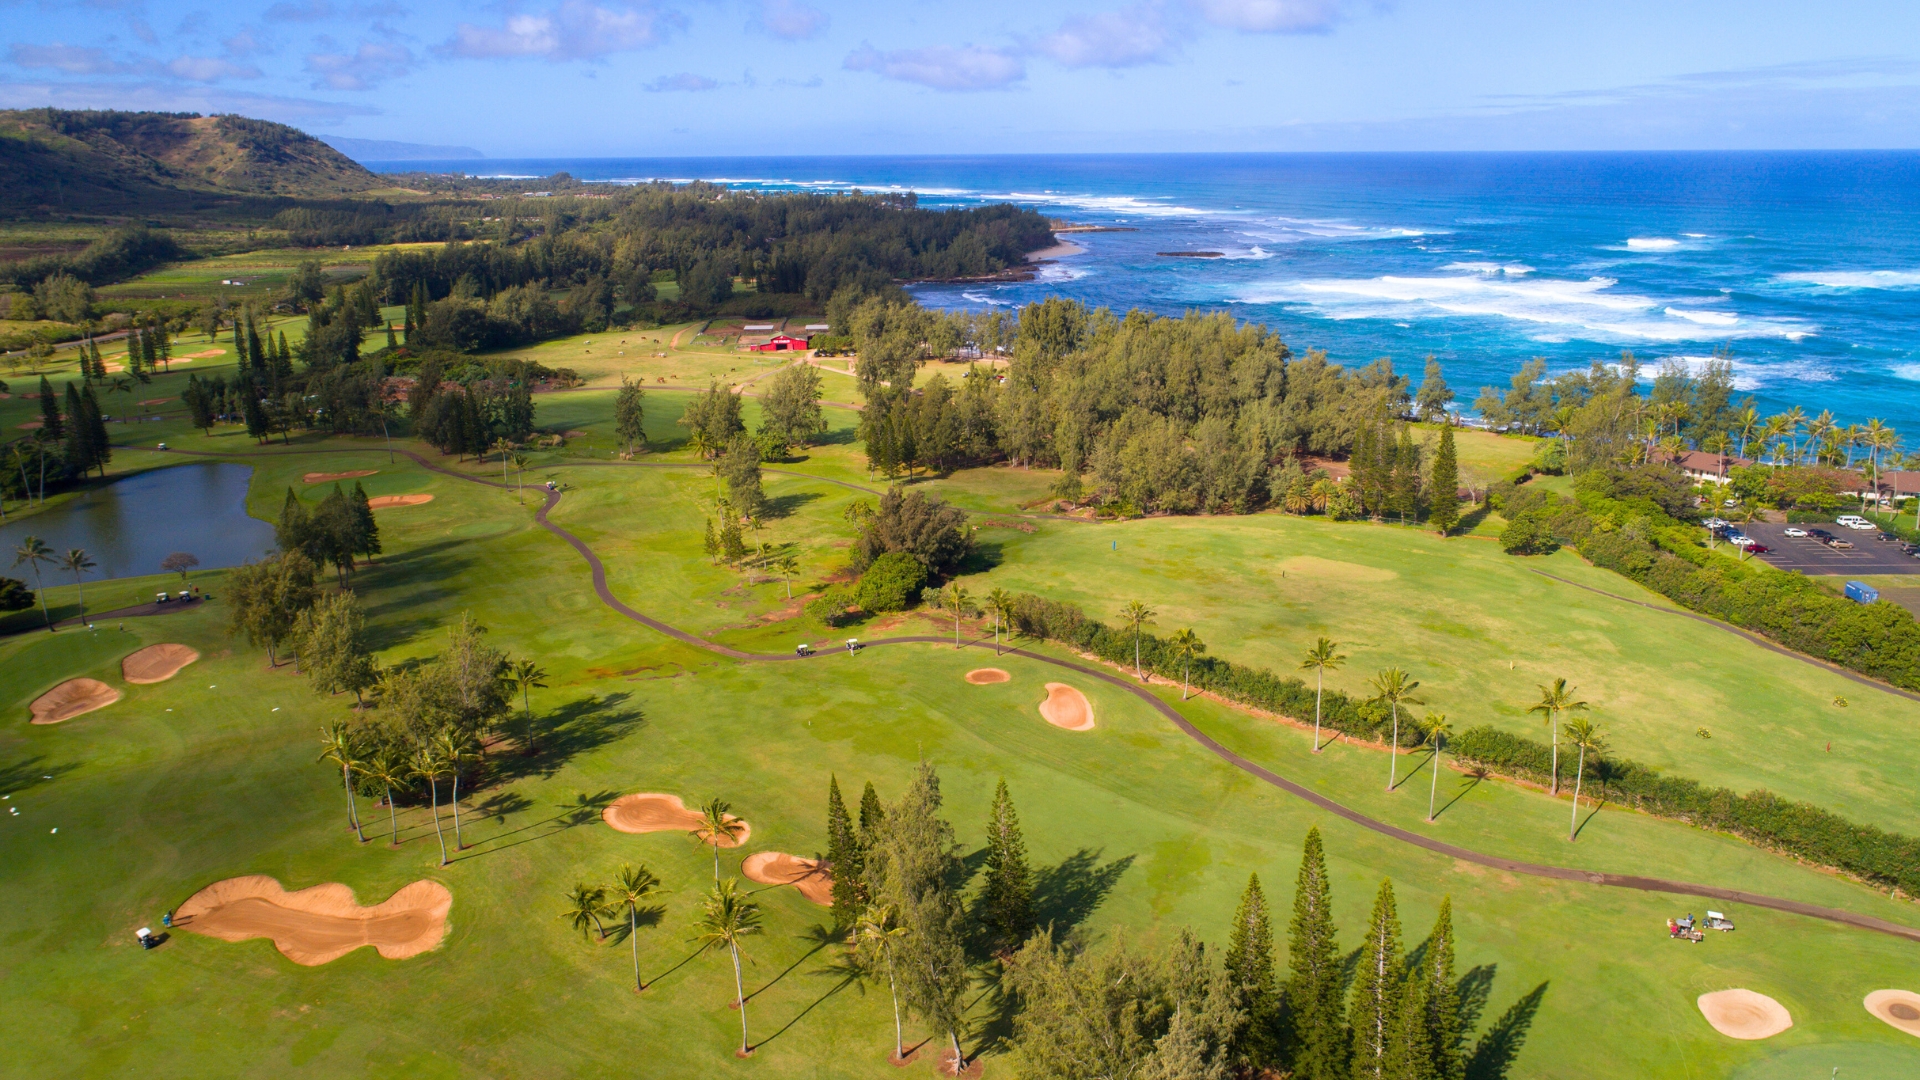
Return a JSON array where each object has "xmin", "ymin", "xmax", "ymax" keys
[
  {"xmin": 0, "ymin": 575, "xmax": 33, "ymax": 612},
  {"xmin": 854, "ymin": 486, "xmax": 971, "ymax": 574},
  {"xmin": 1500, "ymin": 511, "xmax": 1559, "ymax": 555},
  {"xmin": 804, "ymin": 584, "xmax": 856, "ymax": 626},
  {"xmin": 854, "ymin": 553, "xmax": 927, "ymax": 612}
]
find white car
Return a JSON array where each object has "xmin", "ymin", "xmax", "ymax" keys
[
  {"xmin": 1729, "ymin": 535, "xmax": 1756, "ymax": 548},
  {"xmin": 1846, "ymin": 520, "xmax": 1876, "ymax": 531},
  {"xmin": 1783, "ymin": 527, "xmax": 1808, "ymax": 538}
]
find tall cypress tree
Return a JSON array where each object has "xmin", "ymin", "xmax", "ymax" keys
[
  {"xmin": 1389, "ymin": 428, "xmax": 1421, "ymax": 524},
  {"xmin": 64, "ymin": 382, "xmax": 91, "ymax": 476},
  {"xmin": 1349, "ymin": 879, "xmax": 1405, "ymax": 1080},
  {"xmin": 869, "ymin": 762, "xmax": 970, "ymax": 1072},
  {"xmin": 155, "ymin": 323, "xmax": 171, "ymax": 370},
  {"xmin": 825, "ymin": 776, "xmax": 862, "ymax": 927},
  {"xmin": 463, "ymin": 391, "xmax": 487, "ymax": 460},
  {"xmin": 1225, "ymin": 872, "xmax": 1278, "ymax": 1070},
  {"xmin": 246, "ymin": 317, "xmax": 264, "ymax": 374},
  {"xmin": 1428, "ymin": 424, "xmax": 1460, "ymax": 536},
  {"xmin": 1285, "ymin": 827, "xmax": 1346, "ymax": 1080},
  {"xmin": 80, "ymin": 383, "xmax": 110, "ymax": 476},
  {"xmin": 38, "ymin": 375, "xmax": 64, "ymax": 441},
  {"xmin": 980, "ymin": 778, "xmax": 1033, "ymax": 954},
  {"xmin": 277, "ymin": 332, "xmax": 293, "ymax": 377},
  {"xmin": 185, "ymin": 374, "xmax": 215, "ymax": 433},
  {"xmin": 858, "ymin": 781, "xmax": 885, "ymax": 851},
  {"xmin": 1386, "ymin": 968, "xmax": 1434, "ymax": 1080},
  {"xmin": 349, "ymin": 482, "xmax": 381, "ymax": 564},
  {"xmin": 243, "ymin": 390, "xmax": 268, "ymax": 443},
  {"xmin": 1419, "ymin": 898, "xmax": 1463, "ymax": 1080}
]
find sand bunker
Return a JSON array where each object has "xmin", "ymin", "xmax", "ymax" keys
[
  {"xmin": 1865, "ymin": 990, "xmax": 1920, "ymax": 1037},
  {"xmin": 602, "ymin": 793, "xmax": 750, "ymax": 846},
  {"xmin": 180, "ymin": 350, "xmax": 223, "ymax": 359},
  {"xmin": 174, "ymin": 875, "xmax": 451, "ymax": 966},
  {"xmin": 1697, "ymin": 990, "xmax": 1793, "ymax": 1040},
  {"xmin": 743, "ymin": 852, "xmax": 834, "ymax": 905},
  {"xmin": 1039, "ymin": 682, "xmax": 1095, "ymax": 731},
  {"xmin": 30, "ymin": 678, "xmax": 122, "ymax": 724},
  {"xmin": 304, "ymin": 469, "xmax": 378, "ymax": 484},
  {"xmin": 367, "ymin": 494, "xmax": 434, "ymax": 508},
  {"xmin": 122, "ymin": 643, "xmax": 200, "ymax": 684},
  {"xmin": 138, "ymin": 397, "xmax": 171, "ymax": 406},
  {"xmin": 966, "ymin": 668, "xmax": 1011, "ymax": 685}
]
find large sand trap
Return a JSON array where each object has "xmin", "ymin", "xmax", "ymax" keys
[
  {"xmin": 180, "ymin": 350, "xmax": 223, "ymax": 359},
  {"xmin": 1697, "ymin": 989, "xmax": 1793, "ymax": 1040},
  {"xmin": 1039, "ymin": 682, "xmax": 1095, "ymax": 731},
  {"xmin": 175, "ymin": 875, "xmax": 451, "ymax": 966},
  {"xmin": 138, "ymin": 398, "xmax": 172, "ymax": 406},
  {"xmin": 304, "ymin": 469, "xmax": 378, "ymax": 484},
  {"xmin": 1865, "ymin": 990, "xmax": 1920, "ymax": 1037},
  {"xmin": 367, "ymin": 494, "xmax": 434, "ymax": 508},
  {"xmin": 602, "ymin": 793, "xmax": 750, "ymax": 846},
  {"xmin": 966, "ymin": 668, "xmax": 1010, "ymax": 685},
  {"xmin": 30, "ymin": 678, "xmax": 122, "ymax": 724},
  {"xmin": 743, "ymin": 852, "xmax": 833, "ymax": 905},
  {"xmin": 122, "ymin": 643, "xmax": 200, "ymax": 684}
]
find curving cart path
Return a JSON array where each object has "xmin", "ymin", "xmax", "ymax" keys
[{"xmin": 149, "ymin": 445, "xmax": 1920, "ymax": 944}]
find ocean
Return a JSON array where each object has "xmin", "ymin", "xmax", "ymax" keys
[{"xmin": 370, "ymin": 152, "xmax": 1920, "ymax": 434}]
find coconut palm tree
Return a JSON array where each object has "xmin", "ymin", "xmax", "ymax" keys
[
  {"xmin": 696, "ymin": 878, "xmax": 763, "ymax": 1058},
  {"xmin": 12, "ymin": 535, "xmax": 55, "ymax": 630},
  {"xmin": 434, "ymin": 727, "xmax": 477, "ymax": 851},
  {"xmin": 852, "ymin": 903, "xmax": 909, "ymax": 1062},
  {"xmin": 58, "ymin": 548, "xmax": 95, "ymax": 623},
  {"xmin": 611, "ymin": 863, "xmax": 661, "ymax": 991},
  {"xmin": 317, "ymin": 722, "xmax": 365, "ymax": 842},
  {"xmin": 1368, "ymin": 668, "xmax": 1424, "ymax": 791},
  {"xmin": 1527, "ymin": 678, "xmax": 1587, "ymax": 796},
  {"xmin": 508, "ymin": 658, "xmax": 549, "ymax": 747},
  {"xmin": 1734, "ymin": 405, "xmax": 1761, "ymax": 460},
  {"xmin": 1169, "ymin": 627, "xmax": 1205, "ymax": 700},
  {"xmin": 691, "ymin": 797, "xmax": 745, "ymax": 883},
  {"xmin": 411, "ymin": 742, "xmax": 451, "ymax": 866},
  {"xmin": 561, "ymin": 882, "xmax": 612, "ymax": 941},
  {"xmin": 1780, "ymin": 405, "xmax": 1808, "ymax": 463},
  {"xmin": 1300, "ymin": 637, "xmax": 1346, "ymax": 752},
  {"xmin": 1119, "ymin": 600, "xmax": 1155, "ymax": 680},
  {"xmin": 944, "ymin": 582, "xmax": 971, "ymax": 647},
  {"xmin": 986, "ymin": 587, "xmax": 1013, "ymax": 655},
  {"xmin": 1862, "ymin": 418, "xmax": 1896, "ymax": 510},
  {"xmin": 511, "ymin": 452, "xmax": 529, "ymax": 501},
  {"xmin": 774, "ymin": 553, "xmax": 798, "ymax": 599},
  {"xmin": 362, "ymin": 746, "xmax": 410, "ymax": 847},
  {"xmin": 1419, "ymin": 712, "xmax": 1454, "ymax": 822},
  {"xmin": 1563, "ymin": 717, "xmax": 1608, "ymax": 841}
]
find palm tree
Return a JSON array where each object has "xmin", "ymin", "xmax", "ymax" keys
[
  {"xmin": 1734, "ymin": 405, "xmax": 1760, "ymax": 460},
  {"xmin": 318, "ymin": 722, "xmax": 365, "ymax": 843},
  {"xmin": 12, "ymin": 535, "xmax": 56, "ymax": 631},
  {"xmin": 611, "ymin": 863, "xmax": 661, "ymax": 991},
  {"xmin": 434, "ymin": 727, "xmax": 476, "ymax": 851},
  {"xmin": 362, "ymin": 747, "xmax": 409, "ymax": 847},
  {"xmin": 695, "ymin": 878, "xmax": 764, "ymax": 1058},
  {"xmin": 774, "ymin": 553, "xmax": 798, "ymax": 599},
  {"xmin": 944, "ymin": 583, "xmax": 971, "ymax": 646},
  {"xmin": 852, "ymin": 903, "xmax": 909, "ymax": 1062},
  {"xmin": 1119, "ymin": 600, "xmax": 1155, "ymax": 680},
  {"xmin": 1527, "ymin": 678, "xmax": 1587, "ymax": 796},
  {"xmin": 58, "ymin": 548, "xmax": 95, "ymax": 623},
  {"xmin": 1419, "ymin": 712, "xmax": 1454, "ymax": 822},
  {"xmin": 1169, "ymin": 628, "xmax": 1205, "ymax": 700},
  {"xmin": 1367, "ymin": 668, "xmax": 1424, "ymax": 792},
  {"xmin": 411, "ymin": 742, "xmax": 451, "ymax": 866},
  {"xmin": 1780, "ymin": 405, "xmax": 1807, "ymax": 463},
  {"xmin": 511, "ymin": 452, "xmax": 529, "ymax": 501},
  {"xmin": 691, "ymin": 797, "xmax": 745, "ymax": 883},
  {"xmin": 986, "ymin": 587, "xmax": 1013, "ymax": 655},
  {"xmin": 1300, "ymin": 637, "xmax": 1346, "ymax": 752},
  {"xmin": 1862, "ymin": 418, "xmax": 1896, "ymax": 510},
  {"xmin": 1563, "ymin": 717, "xmax": 1608, "ymax": 841},
  {"xmin": 1806, "ymin": 410, "xmax": 1837, "ymax": 466},
  {"xmin": 561, "ymin": 882, "xmax": 612, "ymax": 941}
]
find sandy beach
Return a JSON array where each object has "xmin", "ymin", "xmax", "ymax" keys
[{"xmin": 1026, "ymin": 234, "xmax": 1087, "ymax": 262}]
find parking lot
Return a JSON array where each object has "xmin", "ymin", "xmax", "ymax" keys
[{"xmin": 1737, "ymin": 521, "xmax": 1920, "ymax": 575}]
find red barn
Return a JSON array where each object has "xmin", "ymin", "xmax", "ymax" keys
[{"xmin": 748, "ymin": 334, "xmax": 811, "ymax": 352}]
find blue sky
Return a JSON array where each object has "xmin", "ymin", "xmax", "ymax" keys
[{"xmin": 3, "ymin": 0, "xmax": 1918, "ymax": 155}]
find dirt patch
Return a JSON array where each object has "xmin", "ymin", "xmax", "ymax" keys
[
  {"xmin": 122, "ymin": 643, "xmax": 199, "ymax": 684},
  {"xmin": 367, "ymin": 494, "xmax": 433, "ymax": 508},
  {"xmin": 304, "ymin": 469, "xmax": 378, "ymax": 484},
  {"xmin": 1865, "ymin": 990, "xmax": 1920, "ymax": 1037},
  {"xmin": 180, "ymin": 350, "xmax": 223, "ymax": 359},
  {"xmin": 17, "ymin": 420, "xmax": 42, "ymax": 430},
  {"xmin": 1039, "ymin": 682, "xmax": 1094, "ymax": 731},
  {"xmin": 137, "ymin": 397, "xmax": 172, "ymax": 406},
  {"xmin": 30, "ymin": 678, "xmax": 122, "ymax": 724},
  {"xmin": 1697, "ymin": 989, "xmax": 1792, "ymax": 1040},
  {"xmin": 602, "ymin": 793, "xmax": 749, "ymax": 846},
  {"xmin": 965, "ymin": 668, "xmax": 1011, "ymax": 685},
  {"xmin": 174, "ymin": 875, "xmax": 451, "ymax": 966},
  {"xmin": 743, "ymin": 852, "xmax": 833, "ymax": 905}
]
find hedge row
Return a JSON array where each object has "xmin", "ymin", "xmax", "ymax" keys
[{"xmin": 1449, "ymin": 726, "xmax": 1920, "ymax": 896}]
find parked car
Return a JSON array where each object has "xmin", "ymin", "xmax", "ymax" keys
[
  {"xmin": 1809, "ymin": 529, "xmax": 1835, "ymax": 540},
  {"xmin": 1703, "ymin": 517, "xmax": 1729, "ymax": 529},
  {"xmin": 1783, "ymin": 527, "xmax": 1809, "ymax": 538},
  {"xmin": 1847, "ymin": 521, "xmax": 1876, "ymax": 531},
  {"xmin": 1877, "ymin": 532, "xmax": 1899, "ymax": 543},
  {"xmin": 1744, "ymin": 543, "xmax": 1771, "ymax": 554},
  {"xmin": 1829, "ymin": 539, "xmax": 1855, "ymax": 549}
]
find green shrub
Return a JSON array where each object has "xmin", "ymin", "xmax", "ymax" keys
[
  {"xmin": 0, "ymin": 575, "xmax": 33, "ymax": 612},
  {"xmin": 854, "ymin": 552, "xmax": 927, "ymax": 612},
  {"xmin": 804, "ymin": 584, "xmax": 856, "ymax": 626},
  {"xmin": 1499, "ymin": 511, "xmax": 1559, "ymax": 555}
]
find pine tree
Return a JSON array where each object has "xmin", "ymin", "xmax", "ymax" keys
[
  {"xmin": 1418, "ymin": 898, "xmax": 1464, "ymax": 1080},
  {"xmin": 38, "ymin": 375, "xmax": 64, "ymax": 441},
  {"xmin": 246, "ymin": 318, "xmax": 264, "ymax": 376},
  {"xmin": 1390, "ymin": 428, "xmax": 1421, "ymax": 524},
  {"xmin": 185, "ymin": 374, "xmax": 216, "ymax": 433},
  {"xmin": 80, "ymin": 383, "xmax": 110, "ymax": 476},
  {"xmin": 349, "ymin": 482, "xmax": 381, "ymax": 564},
  {"xmin": 1286, "ymin": 827, "xmax": 1346, "ymax": 1080},
  {"xmin": 155, "ymin": 323, "xmax": 171, "ymax": 369},
  {"xmin": 1225, "ymin": 872, "xmax": 1279, "ymax": 1070},
  {"xmin": 980, "ymin": 779, "xmax": 1033, "ymax": 953},
  {"xmin": 462, "ymin": 391, "xmax": 487, "ymax": 460},
  {"xmin": 64, "ymin": 383, "xmax": 91, "ymax": 477},
  {"xmin": 277, "ymin": 331, "xmax": 293, "ymax": 377},
  {"xmin": 1349, "ymin": 879, "xmax": 1405, "ymax": 1080},
  {"xmin": 720, "ymin": 518, "xmax": 747, "ymax": 564},
  {"xmin": 868, "ymin": 761, "xmax": 970, "ymax": 1072},
  {"xmin": 1428, "ymin": 425, "xmax": 1460, "ymax": 536},
  {"xmin": 858, "ymin": 781, "xmax": 885, "ymax": 850},
  {"xmin": 702, "ymin": 518, "xmax": 719, "ymax": 563},
  {"xmin": 825, "ymin": 776, "xmax": 863, "ymax": 927},
  {"xmin": 243, "ymin": 390, "xmax": 268, "ymax": 443},
  {"xmin": 1385, "ymin": 967, "xmax": 1434, "ymax": 1080}
]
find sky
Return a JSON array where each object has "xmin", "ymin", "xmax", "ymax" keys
[{"xmin": 3, "ymin": 0, "xmax": 1919, "ymax": 156}]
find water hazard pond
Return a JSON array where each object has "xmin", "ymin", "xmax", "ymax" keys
[{"xmin": 1, "ymin": 463, "xmax": 277, "ymax": 580}]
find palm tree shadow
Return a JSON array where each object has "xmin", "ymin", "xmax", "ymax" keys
[
  {"xmin": 1466, "ymin": 981, "xmax": 1548, "ymax": 1080},
  {"xmin": 603, "ymin": 904, "xmax": 667, "ymax": 945},
  {"xmin": 1031, "ymin": 849, "xmax": 1135, "ymax": 935},
  {"xmin": 0, "ymin": 756, "xmax": 75, "ymax": 795},
  {"xmin": 643, "ymin": 942, "xmax": 713, "ymax": 989},
  {"xmin": 1571, "ymin": 796, "xmax": 1609, "ymax": 841},
  {"xmin": 489, "ymin": 693, "xmax": 646, "ymax": 784},
  {"xmin": 750, "ymin": 974, "xmax": 856, "ymax": 1052},
  {"xmin": 1433, "ymin": 769, "xmax": 1487, "ymax": 820},
  {"xmin": 743, "ymin": 928, "xmax": 837, "ymax": 1003},
  {"xmin": 1390, "ymin": 749, "xmax": 1433, "ymax": 792}
]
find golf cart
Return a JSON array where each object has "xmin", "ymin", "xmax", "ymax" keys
[
  {"xmin": 1704, "ymin": 910, "xmax": 1736, "ymax": 932},
  {"xmin": 794, "ymin": 642, "xmax": 812, "ymax": 656},
  {"xmin": 136, "ymin": 927, "xmax": 160, "ymax": 950},
  {"xmin": 1668, "ymin": 914, "xmax": 1705, "ymax": 943}
]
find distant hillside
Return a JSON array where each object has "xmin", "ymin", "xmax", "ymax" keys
[
  {"xmin": 319, "ymin": 135, "xmax": 484, "ymax": 162},
  {"xmin": 0, "ymin": 109, "xmax": 380, "ymax": 215}
]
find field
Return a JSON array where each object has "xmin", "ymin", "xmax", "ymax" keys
[{"xmin": 4, "ymin": 358, "xmax": 1920, "ymax": 1078}]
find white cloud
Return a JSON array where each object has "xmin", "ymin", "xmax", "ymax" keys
[
  {"xmin": 0, "ymin": 77, "xmax": 379, "ymax": 124},
  {"xmin": 646, "ymin": 71, "xmax": 718, "ymax": 92},
  {"xmin": 305, "ymin": 42, "xmax": 413, "ymax": 90},
  {"xmin": 755, "ymin": 0, "xmax": 827, "ymax": 41},
  {"xmin": 6, "ymin": 43, "xmax": 134, "ymax": 75},
  {"xmin": 439, "ymin": 2, "xmax": 682, "ymax": 61},
  {"xmin": 167, "ymin": 56, "xmax": 264, "ymax": 82},
  {"xmin": 843, "ymin": 43, "xmax": 1025, "ymax": 92},
  {"xmin": 1195, "ymin": 0, "xmax": 1345, "ymax": 33},
  {"xmin": 1039, "ymin": 3, "xmax": 1187, "ymax": 68}
]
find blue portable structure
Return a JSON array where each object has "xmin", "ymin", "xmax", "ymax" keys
[{"xmin": 1845, "ymin": 580, "xmax": 1879, "ymax": 604}]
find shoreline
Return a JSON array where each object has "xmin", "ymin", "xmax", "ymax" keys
[{"xmin": 1026, "ymin": 233, "xmax": 1088, "ymax": 262}]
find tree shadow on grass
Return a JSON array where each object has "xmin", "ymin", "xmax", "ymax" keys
[
  {"xmin": 602, "ymin": 904, "xmax": 667, "ymax": 945},
  {"xmin": 643, "ymin": 941, "xmax": 714, "ymax": 990},
  {"xmin": 743, "ymin": 926, "xmax": 837, "ymax": 1003},
  {"xmin": 0, "ymin": 756, "xmax": 76, "ymax": 796},
  {"xmin": 1390, "ymin": 749, "xmax": 1434, "ymax": 792},
  {"xmin": 1433, "ymin": 768, "xmax": 1488, "ymax": 820},
  {"xmin": 1031, "ymin": 849, "xmax": 1135, "ymax": 936},
  {"xmin": 1571, "ymin": 796, "xmax": 1609, "ymax": 841},
  {"xmin": 954, "ymin": 540, "xmax": 1004, "ymax": 576},
  {"xmin": 1455, "ymin": 500, "xmax": 1495, "ymax": 535},
  {"xmin": 1456, "ymin": 963, "xmax": 1498, "ymax": 1036},
  {"xmin": 451, "ymin": 788, "xmax": 619, "ymax": 862},
  {"xmin": 1466, "ymin": 981, "xmax": 1547, "ymax": 1080},
  {"xmin": 765, "ymin": 491, "xmax": 823, "ymax": 518},
  {"xmin": 751, "ymin": 973, "xmax": 857, "ymax": 1053},
  {"xmin": 489, "ymin": 693, "xmax": 646, "ymax": 785}
]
